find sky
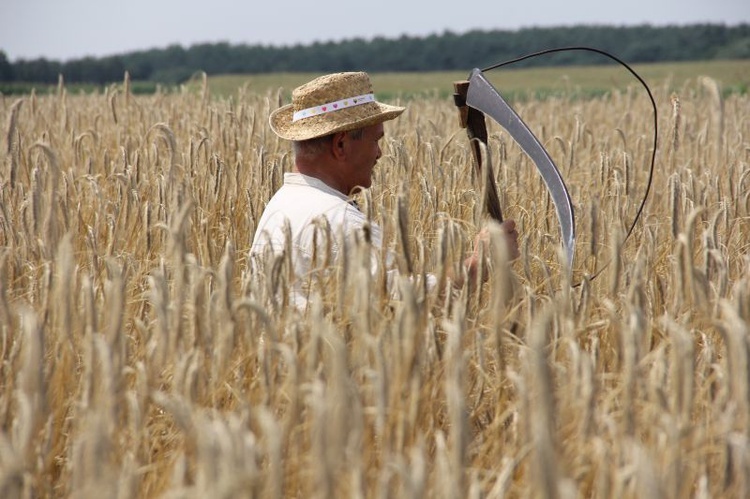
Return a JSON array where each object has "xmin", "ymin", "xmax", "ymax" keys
[{"xmin": 1, "ymin": 0, "xmax": 748, "ymax": 62}]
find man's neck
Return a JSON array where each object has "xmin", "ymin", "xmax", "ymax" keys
[{"xmin": 294, "ymin": 162, "xmax": 350, "ymax": 196}]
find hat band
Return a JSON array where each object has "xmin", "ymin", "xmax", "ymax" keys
[{"xmin": 292, "ymin": 93, "xmax": 375, "ymax": 122}]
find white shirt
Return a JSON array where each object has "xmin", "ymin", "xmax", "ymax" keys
[{"xmin": 250, "ymin": 172, "xmax": 383, "ymax": 307}]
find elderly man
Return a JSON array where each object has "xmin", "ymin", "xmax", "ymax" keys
[{"xmin": 250, "ymin": 72, "xmax": 518, "ymax": 307}]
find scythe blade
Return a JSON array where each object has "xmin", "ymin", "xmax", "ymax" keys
[{"xmin": 465, "ymin": 68, "xmax": 576, "ymax": 267}]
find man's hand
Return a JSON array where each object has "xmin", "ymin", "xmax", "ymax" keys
[
  {"xmin": 498, "ymin": 219, "xmax": 520, "ymax": 260},
  {"xmin": 463, "ymin": 219, "xmax": 520, "ymax": 283}
]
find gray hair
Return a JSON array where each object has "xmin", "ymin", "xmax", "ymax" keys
[{"xmin": 293, "ymin": 128, "xmax": 364, "ymax": 159}]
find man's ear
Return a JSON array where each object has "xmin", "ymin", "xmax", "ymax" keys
[{"xmin": 330, "ymin": 131, "xmax": 348, "ymax": 160}]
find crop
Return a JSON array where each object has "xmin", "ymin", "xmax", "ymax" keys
[{"xmin": 0, "ymin": 72, "xmax": 748, "ymax": 498}]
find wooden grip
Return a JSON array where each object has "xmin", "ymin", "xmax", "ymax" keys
[{"xmin": 453, "ymin": 80, "xmax": 504, "ymax": 222}]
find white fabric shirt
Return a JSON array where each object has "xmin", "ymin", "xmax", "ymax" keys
[{"xmin": 250, "ymin": 172, "xmax": 383, "ymax": 307}]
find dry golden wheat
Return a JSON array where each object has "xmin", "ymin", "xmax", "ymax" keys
[{"xmin": 0, "ymin": 73, "xmax": 748, "ymax": 497}]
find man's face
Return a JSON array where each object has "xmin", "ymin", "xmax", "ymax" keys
[{"xmin": 342, "ymin": 122, "xmax": 384, "ymax": 193}]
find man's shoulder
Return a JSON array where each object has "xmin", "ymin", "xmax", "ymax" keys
[{"xmin": 268, "ymin": 181, "xmax": 351, "ymax": 216}]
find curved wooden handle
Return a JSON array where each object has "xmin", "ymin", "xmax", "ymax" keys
[{"xmin": 453, "ymin": 80, "xmax": 504, "ymax": 222}]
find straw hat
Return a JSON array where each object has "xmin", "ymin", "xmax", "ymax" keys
[{"xmin": 269, "ymin": 72, "xmax": 405, "ymax": 141}]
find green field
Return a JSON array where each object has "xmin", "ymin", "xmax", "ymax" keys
[
  {"xmin": 3, "ymin": 59, "xmax": 746, "ymax": 99},
  {"xmin": 200, "ymin": 59, "xmax": 749, "ymax": 100}
]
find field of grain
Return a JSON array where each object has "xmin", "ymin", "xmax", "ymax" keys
[
  {"xmin": 0, "ymin": 69, "xmax": 749, "ymax": 498},
  {"xmin": 202, "ymin": 59, "xmax": 750, "ymax": 99}
]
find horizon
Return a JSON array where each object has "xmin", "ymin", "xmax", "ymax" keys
[
  {"xmin": 2, "ymin": 21, "xmax": 748, "ymax": 64},
  {"xmin": 2, "ymin": 0, "xmax": 748, "ymax": 62}
]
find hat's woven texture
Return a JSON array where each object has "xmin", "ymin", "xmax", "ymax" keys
[{"xmin": 269, "ymin": 72, "xmax": 405, "ymax": 141}]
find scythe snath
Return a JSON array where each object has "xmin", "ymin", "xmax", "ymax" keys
[{"xmin": 453, "ymin": 46, "xmax": 658, "ymax": 278}]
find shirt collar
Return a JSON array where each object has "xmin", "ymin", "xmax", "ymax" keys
[{"xmin": 284, "ymin": 172, "xmax": 358, "ymax": 207}]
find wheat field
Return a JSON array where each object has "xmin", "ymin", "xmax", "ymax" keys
[{"xmin": 0, "ymin": 72, "xmax": 748, "ymax": 498}]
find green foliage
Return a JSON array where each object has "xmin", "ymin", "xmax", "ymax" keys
[
  {"xmin": 0, "ymin": 82, "xmax": 44, "ymax": 95},
  {"xmin": 715, "ymin": 36, "xmax": 750, "ymax": 58},
  {"xmin": 0, "ymin": 80, "xmax": 160, "ymax": 96},
  {"xmin": 148, "ymin": 66, "xmax": 195, "ymax": 84},
  {"xmin": 0, "ymin": 51, "xmax": 12, "ymax": 80},
  {"xmin": 2, "ymin": 24, "xmax": 749, "ymax": 87}
]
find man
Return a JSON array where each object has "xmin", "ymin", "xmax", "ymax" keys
[{"xmin": 250, "ymin": 72, "xmax": 518, "ymax": 307}]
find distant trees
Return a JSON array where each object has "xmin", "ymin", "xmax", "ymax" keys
[
  {"xmin": 2, "ymin": 23, "xmax": 748, "ymax": 85},
  {"xmin": 0, "ymin": 51, "xmax": 13, "ymax": 81}
]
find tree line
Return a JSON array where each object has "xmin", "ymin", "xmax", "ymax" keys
[{"xmin": 1, "ymin": 23, "xmax": 748, "ymax": 85}]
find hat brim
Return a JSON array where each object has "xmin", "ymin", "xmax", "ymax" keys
[{"xmin": 269, "ymin": 101, "xmax": 405, "ymax": 141}]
